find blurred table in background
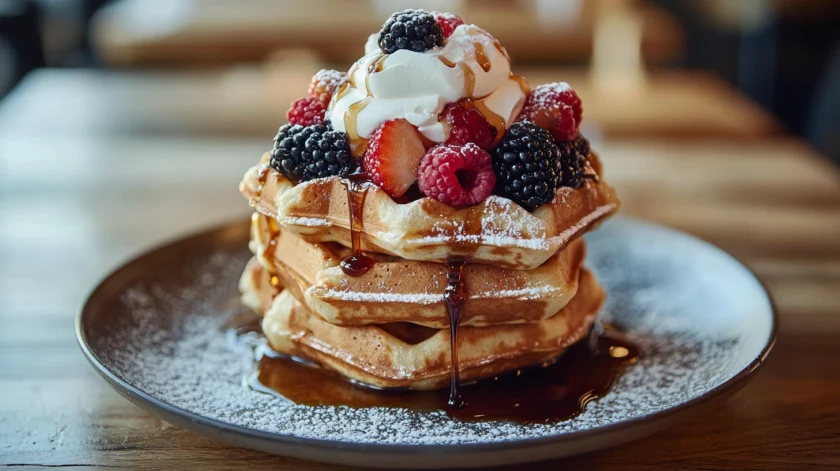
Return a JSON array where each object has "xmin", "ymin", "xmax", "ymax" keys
[
  {"xmin": 0, "ymin": 51, "xmax": 837, "ymax": 469},
  {"xmin": 0, "ymin": 68, "xmax": 780, "ymax": 140},
  {"xmin": 90, "ymin": 0, "xmax": 683, "ymax": 66}
]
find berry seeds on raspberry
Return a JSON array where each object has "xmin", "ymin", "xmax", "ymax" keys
[
  {"xmin": 378, "ymin": 9, "xmax": 444, "ymax": 54},
  {"xmin": 432, "ymin": 12, "xmax": 464, "ymax": 38},
  {"xmin": 441, "ymin": 99, "xmax": 495, "ymax": 150},
  {"xmin": 308, "ymin": 69, "xmax": 348, "ymax": 105},
  {"xmin": 287, "ymin": 96, "xmax": 327, "ymax": 127},
  {"xmin": 517, "ymin": 82, "xmax": 582, "ymax": 142},
  {"xmin": 418, "ymin": 143, "xmax": 496, "ymax": 208}
]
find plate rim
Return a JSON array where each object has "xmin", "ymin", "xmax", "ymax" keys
[{"xmin": 76, "ymin": 217, "xmax": 778, "ymax": 456}]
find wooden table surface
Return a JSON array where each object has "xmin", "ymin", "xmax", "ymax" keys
[
  {"xmin": 0, "ymin": 68, "xmax": 781, "ymax": 140},
  {"xmin": 1, "ymin": 69, "xmax": 838, "ymax": 469},
  {"xmin": 90, "ymin": 0, "xmax": 683, "ymax": 66}
]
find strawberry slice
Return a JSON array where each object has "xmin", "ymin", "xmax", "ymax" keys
[{"xmin": 362, "ymin": 119, "xmax": 426, "ymax": 198}]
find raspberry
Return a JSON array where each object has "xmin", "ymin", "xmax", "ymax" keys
[
  {"xmin": 379, "ymin": 9, "xmax": 444, "ymax": 54},
  {"xmin": 287, "ymin": 96, "xmax": 327, "ymax": 126},
  {"xmin": 518, "ymin": 82, "xmax": 582, "ymax": 142},
  {"xmin": 491, "ymin": 121, "xmax": 562, "ymax": 211},
  {"xmin": 441, "ymin": 99, "xmax": 495, "ymax": 150},
  {"xmin": 308, "ymin": 69, "xmax": 347, "ymax": 105},
  {"xmin": 418, "ymin": 143, "xmax": 496, "ymax": 208},
  {"xmin": 270, "ymin": 123, "xmax": 353, "ymax": 182},
  {"xmin": 432, "ymin": 12, "xmax": 464, "ymax": 38}
]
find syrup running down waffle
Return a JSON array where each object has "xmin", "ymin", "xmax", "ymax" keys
[{"xmin": 236, "ymin": 8, "xmax": 627, "ymax": 416}]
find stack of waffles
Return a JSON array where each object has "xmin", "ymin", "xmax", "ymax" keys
[
  {"xmin": 236, "ymin": 8, "xmax": 622, "ymax": 395},
  {"xmin": 238, "ymin": 151, "xmax": 619, "ymax": 390}
]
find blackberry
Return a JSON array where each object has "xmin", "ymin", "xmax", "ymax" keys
[
  {"xmin": 270, "ymin": 123, "xmax": 353, "ymax": 182},
  {"xmin": 557, "ymin": 134, "xmax": 590, "ymax": 188},
  {"xmin": 378, "ymin": 9, "xmax": 444, "ymax": 54},
  {"xmin": 490, "ymin": 121, "xmax": 563, "ymax": 211}
]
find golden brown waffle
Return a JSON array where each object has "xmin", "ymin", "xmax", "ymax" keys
[
  {"xmin": 241, "ymin": 260, "xmax": 603, "ymax": 390},
  {"xmin": 248, "ymin": 213, "xmax": 587, "ymax": 328},
  {"xmin": 241, "ymin": 152, "xmax": 619, "ymax": 270}
]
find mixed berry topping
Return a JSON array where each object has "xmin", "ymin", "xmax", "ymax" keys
[
  {"xmin": 518, "ymin": 82, "xmax": 583, "ymax": 142},
  {"xmin": 308, "ymin": 69, "xmax": 348, "ymax": 105},
  {"xmin": 490, "ymin": 122, "xmax": 563, "ymax": 211},
  {"xmin": 378, "ymin": 9, "xmax": 444, "ymax": 54},
  {"xmin": 441, "ymin": 99, "xmax": 496, "ymax": 150},
  {"xmin": 432, "ymin": 12, "xmax": 464, "ymax": 38},
  {"xmin": 362, "ymin": 119, "xmax": 426, "ymax": 198},
  {"xmin": 557, "ymin": 134, "xmax": 590, "ymax": 189},
  {"xmin": 263, "ymin": 11, "xmax": 597, "ymax": 213},
  {"xmin": 287, "ymin": 96, "xmax": 327, "ymax": 127},
  {"xmin": 270, "ymin": 123, "xmax": 353, "ymax": 182},
  {"xmin": 418, "ymin": 143, "xmax": 495, "ymax": 208}
]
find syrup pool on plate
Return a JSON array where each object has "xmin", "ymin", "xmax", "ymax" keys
[{"xmin": 242, "ymin": 322, "xmax": 640, "ymax": 424}]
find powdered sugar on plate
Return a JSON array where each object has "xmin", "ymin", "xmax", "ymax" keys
[{"xmin": 92, "ymin": 219, "xmax": 773, "ymax": 446}]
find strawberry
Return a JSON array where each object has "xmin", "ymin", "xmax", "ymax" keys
[{"xmin": 362, "ymin": 119, "xmax": 426, "ymax": 198}]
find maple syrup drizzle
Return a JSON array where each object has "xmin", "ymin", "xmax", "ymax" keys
[
  {"xmin": 510, "ymin": 74, "xmax": 531, "ymax": 96},
  {"xmin": 335, "ymin": 81, "xmax": 352, "ymax": 102},
  {"xmin": 250, "ymin": 165, "xmax": 271, "ymax": 208},
  {"xmin": 460, "ymin": 63, "xmax": 476, "ymax": 97},
  {"xmin": 368, "ymin": 53, "xmax": 388, "ymax": 76},
  {"xmin": 248, "ymin": 168, "xmax": 281, "ymax": 296},
  {"xmin": 444, "ymin": 257, "xmax": 469, "ymax": 407},
  {"xmin": 339, "ymin": 171, "xmax": 375, "ymax": 277},
  {"xmin": 251, "ymin": 213, "xmax": 283, "ymax": 296},
  {"xmin": 437, "ymin": 56, "xmax": 457, "ymax": 68},
  {"xmin": 473, "ymin": 98, "xmax": 507, "ymax": 144},
  {"xmin": 344, "ymin": 98, "xmax": 372, "ymax": 157},
  {"xmin": 493, "ymin": 39, "xmax": 511, "ymax": 62},
  {"xmin": 342, "ymin": 53, "xmax": 388, "ymax": 157},
  {"xmin": 245, "ymin": 324, "xmax": 640, "ymax": 423},
  {"xmin": 474, "ymin": 42, "xmax": 492, "ymax": 72},
  {"xmin": 263, "ymin": 217, "xmax": 281, "ymax": 286}
]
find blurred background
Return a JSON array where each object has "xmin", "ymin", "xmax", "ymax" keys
[
  {"xmin": 2, "ymin": 1, "xmax": 840, "ymax": 465},
  {"xmin": 0, "ymin": 0, "xmax": 839, "ymax": 160}
]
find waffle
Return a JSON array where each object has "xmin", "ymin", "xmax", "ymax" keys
[
  {"xmin": 241, "ymin": 260, "xmax": 603, "ymax": 390},
  {"xmin": 241, "ymin": 152, "xmax": 619, "ymax": 270},
  {"xmin": 248, "ymin": 213, "xmax": 587, "ymax": 328}
]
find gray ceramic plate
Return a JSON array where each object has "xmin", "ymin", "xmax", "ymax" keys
[{"xmin": 77, "ymin": 218, "xmax": 775, "ymax": 469}]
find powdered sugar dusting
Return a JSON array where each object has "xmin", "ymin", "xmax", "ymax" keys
[
  {"xmin": 412, "ymin": 234, "xmax": 550, "ymax": 250},
  {"xmin": 321, "ymin": 290, "xmax": 441, "ymax": 304},
  {"xmin": 283, "ymin": 217, "xmax": 331, "ymax": 227},
  {"xmin": 93, "ymin": 219, "xmax": 773, "ymax": 446},
  {"xmin": 411, "ymin": 198, "xmax": 615, "ymax": 252},
  {"xmin": 547, "ymin": 203, "xmax": 616, "ymax": 246},
  {"xmin": 487, "ymin": 285, "xmax": 558, "ymax": 300},
  {"xmin": 321, "ymin": 285, "xmax": 556, "ymax": 304}
]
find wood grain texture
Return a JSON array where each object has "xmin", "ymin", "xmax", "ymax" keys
[
  {"xmin": 0, "ymin": 76, "xmax": 837, "ymax": 468},
  {"xmin": 1, "ymin": 135, "xmax": 837, "ymax": 469},
  {"xmin": 0, "ymin": 68, "xmax": 780, "ymax": 141}
]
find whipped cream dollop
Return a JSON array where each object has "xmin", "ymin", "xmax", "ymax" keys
[{"xmin": 328, "ymin": 24, "xmax": 528, "ymax": 148}]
